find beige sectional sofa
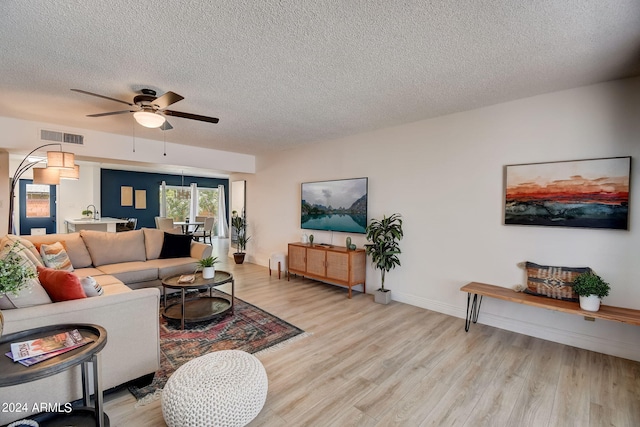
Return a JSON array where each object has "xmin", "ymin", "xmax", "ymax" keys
[{"xmin": 0, "ymin": 228, "xmax": 212, "ymax": 424}]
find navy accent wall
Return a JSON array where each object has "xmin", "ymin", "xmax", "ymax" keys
[{"xmin": 100, "ymin": 169, "xmax": 229, "ymax": 229}]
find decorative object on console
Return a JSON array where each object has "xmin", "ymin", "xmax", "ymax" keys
[
  {"xmin": 301, "ymin": 177, "xmax": 368, "ymax": 234},
  {"xmin": 524, "ymin": 261, "xmax": 592, "ymax": 301},
  {"xmin": 505, "ymin": 156, "xmax": 631, "ymax": 230},
  {"xmin": 8, "ymin": 143, "xmax": 78, "ymax": 234},
  {"xmin": 572, "ymin": 271, "xmax": 611, "ymax": 312},
  {"xmin": 308, "ymin": 234, "xmax": 314, "ymax": 246},
  {"xmin": 365, "ymin": 213, "xmax": 403, "ymax": 305},
  {"xmin": 346, "ymin": 236, "xmax": 351, "ymax": 249}
]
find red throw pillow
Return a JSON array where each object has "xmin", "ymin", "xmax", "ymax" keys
[{"xmin": 37, "ymin": 266, "xmax": 87, "ymax": 302}]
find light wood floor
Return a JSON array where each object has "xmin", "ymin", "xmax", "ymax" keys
[{"xmin": 104, "ymin": 241, "xmax": 640, "ymax": 427}]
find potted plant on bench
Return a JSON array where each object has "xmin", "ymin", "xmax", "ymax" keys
[
  {"xmin": 573, "ymin": 271, "xmax": 610, "ymax": 312},
  {"xmin": 364, "ymin": 213, "xmax": 403, "ymax": 304}
]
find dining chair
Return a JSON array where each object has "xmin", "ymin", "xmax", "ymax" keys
[
  {"xmin": 192, "ymin": 216, "xmax": 215, "ymax": 244},
  {"xmin": 155, "ymin": 217, "xmax": 182, "ymax": 234}
]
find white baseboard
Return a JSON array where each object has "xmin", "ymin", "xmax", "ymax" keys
[{"xmin": 392, "ymin": 290, "xmax": 640, "ymax": 362}]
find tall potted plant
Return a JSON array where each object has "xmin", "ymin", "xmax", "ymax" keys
[
  {"xmin": 231, "ymin": 215, "xmax": 250, "ymax": 264},
  {"xmin": 364, "ymin": 213, "xmax": 403, "ymax": 304}
]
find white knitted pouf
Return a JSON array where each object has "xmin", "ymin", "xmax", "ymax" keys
[{"xmin": 162, "ymin": 350, "xmax": 268, "ymax": 427}]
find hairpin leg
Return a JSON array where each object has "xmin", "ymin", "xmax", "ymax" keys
[{"xmin": 465, "ymin": 293, "xmax": 483, "ymax": 332}]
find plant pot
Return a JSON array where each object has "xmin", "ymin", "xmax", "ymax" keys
[
  {"xmin": 374, "ymin": 289, "xmax": 391, "ymax": 304},
  {"xmin": 202, "ymin": 266, "xmax": 215, "ymax": 279},
  {"xmin": 579, "ymin": 294, "xmax": 601, "ymax": 312},
  {"xmin": 233, "ymin": 253, "xmax": 246, "ymax": 264}
]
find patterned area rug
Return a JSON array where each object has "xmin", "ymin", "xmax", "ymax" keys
[{"xmin": 128, "ymin": 292, "xmax": 307, "ymax": 402}]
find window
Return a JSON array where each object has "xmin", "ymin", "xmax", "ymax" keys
[
  {"xmin": 25, "ymin": 184, "xmax": 51, "ymax": 218},
  {"xmin": 161, "ymin": 185, "xmax": 219, "ymax": 234}
]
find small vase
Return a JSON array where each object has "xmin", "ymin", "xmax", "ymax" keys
[
  {"xmin": 346, "ymin": 237, "xmax": 351, "ymax": 249},
  {"xmin": 202, "ymin": 266, "xmax": 215, "ymax": 279},
  {"xmin": 579, "ymin": 295, "xmax": 601, "ymax": 312},
  {"xmin": 309, "ymin": 235, "xmax": 314, "ymax": 245}
]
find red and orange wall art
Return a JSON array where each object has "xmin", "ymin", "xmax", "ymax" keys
[{"xmin": 504, "ymin": 157, "xmax": 631, "ymax": 229}]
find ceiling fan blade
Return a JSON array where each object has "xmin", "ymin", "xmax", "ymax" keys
[
  {"xmin": 71, "ymin": 89, "xmax": 135, "ymax": 106},
  {"xmin": 87, "ymin": 110, "xmax": 135, "ymax": 117},
  {"xmin": 163, "ymin": 110, "xmax": 219, "ymax": 124},
  {"xmin": 153, "ymin": 91, "xmax": 184, "ymax": 110},
  {"xmin": 160, "ymin": 120, "xmax": 173, "ymax": 131}
]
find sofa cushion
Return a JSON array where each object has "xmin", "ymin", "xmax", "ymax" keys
[
  {"xmin": 80, "ymin": 276, "xmax": 103, "ymax": 297},
  {"xmin": 23, "ymin": 233, "xmax": 93, "ymax": 268},
  {"xmin": 143, "ymin": 227, "xmax": 165, "ymax": 260},
  {"xmin": 96, "ymin": 261, "xmax": 159, "ymax": 284},
  {"xmin": 145, "ymin": 258, "xmax": 199, "ymax": 280},
  {"xmin": 40, "ymin": 242, "xmax": 74, "ymax": 271},
  {"xmin": 73, "ymin": 267, "xmax": 107, "ymax": 279},
  {"xmin": 159, "ymin": 233, "xmax": 193, "ymax": 259},
  {"xmin": 37, "ymin": 266, "xmax": 87, "ymax": 302},
  {"xmin": 81, "ymin": 230, "xmax": 146, "ymax": 267}
]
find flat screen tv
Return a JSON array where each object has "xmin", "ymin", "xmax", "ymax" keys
[{"xmin": 301, "ymin": 177, "xmax": 368, "ymax": 234}]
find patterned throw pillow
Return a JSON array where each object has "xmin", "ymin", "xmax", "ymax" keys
[
  {"xmin": 40, "ymin": 242, "xmax": 74, "ymax": 271},
  {"xmin": 80, "ymin": 276, "xmax": 103, "ymax": 297},
  {"xmin": 524, "ymin": 261, "xmax": 592, "ymax": 301}
]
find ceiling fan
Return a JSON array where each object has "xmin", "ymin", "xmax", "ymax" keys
[{"xmin": 71, "ymin": 88, "xmax": 219, "ymax": 130}]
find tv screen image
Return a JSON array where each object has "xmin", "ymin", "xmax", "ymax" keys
[{"xmin": 301, "ymin": 177, "xmax": 368, "ymax": 234}]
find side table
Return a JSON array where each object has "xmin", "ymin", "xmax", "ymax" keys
[{"xmin": 0, "ymin": 324, "xmax": 108, "ymax": 427}]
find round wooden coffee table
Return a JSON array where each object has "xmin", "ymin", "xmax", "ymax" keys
[{"xmin": 161, "ymin": 271, "xmax": 235, "ymax": 329}]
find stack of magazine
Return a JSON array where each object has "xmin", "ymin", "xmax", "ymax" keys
[{"xmin": 5, "ymin": 329, "xmax": 93, "ymax": 367}]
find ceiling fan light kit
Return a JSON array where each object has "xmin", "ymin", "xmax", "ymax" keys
[
  {"xmin": 72, "ymin": 88, "xmax": 219, "ymax": 130},
  {"xmin": 133, "ymin": 110, "xmax": 166, "ymax": 128}
]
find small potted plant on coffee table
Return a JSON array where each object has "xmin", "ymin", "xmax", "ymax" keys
[
  {"xmin": 572, "ymin": 271, "xmax": 610, "ymax": 312},
  {"xmin": 197, "ymin": 256, "xmax": 219, "ymax": 279}
]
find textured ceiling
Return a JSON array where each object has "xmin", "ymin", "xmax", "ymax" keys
[{"xmin": 1, "ymin": 1, "xmax": 640, "ymax": 156}]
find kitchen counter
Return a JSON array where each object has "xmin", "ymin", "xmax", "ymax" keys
[{"xmin": 65, "ymin": 217, "xmax": 128, "ymax": 233}]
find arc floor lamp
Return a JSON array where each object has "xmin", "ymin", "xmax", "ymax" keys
[{"xmin": 8, "ymin": 143, "xmax": 78, "ymax": 234}]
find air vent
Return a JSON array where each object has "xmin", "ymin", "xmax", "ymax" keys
[
  {"xmin": 63, "ymin": 133, "xmax": 84, "ymax": 145},
  {"xmin": 40, "ymin": 129, "xmax": 84, "ymax": 145}
]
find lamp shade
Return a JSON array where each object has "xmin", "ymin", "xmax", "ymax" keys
[
  {"xmin": 59, "ymin": 164, "xmax": 80, "ymax": 180},
  {"xmin": 133, "ymin": 111, "xmax": 166, "ymax": 128},
  {"xmin": 47, "ymin": 151, "xmax": 75, "ymax": 168},
  {"xmin": 33, "ymin": 167, "xmax": 61, "ymax": 185}
]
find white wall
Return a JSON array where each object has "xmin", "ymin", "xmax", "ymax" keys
[{"xmin": 238, "ymin": 77, "xmax": 640, "ymax": 361}]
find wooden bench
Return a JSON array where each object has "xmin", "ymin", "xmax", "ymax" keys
[{"xmin": 461, "ymin": 281, "xmax": 640, "ymax": 332}]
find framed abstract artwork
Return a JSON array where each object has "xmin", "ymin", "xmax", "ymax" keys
[{"xmin": 504, "ymin": 156, "xmax": 631, "ymax": 230}]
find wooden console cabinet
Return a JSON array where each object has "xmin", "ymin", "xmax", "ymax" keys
[{"xmin": 288, "ymin": 242, "xmax": 366, "ymax": 298}]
